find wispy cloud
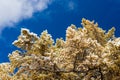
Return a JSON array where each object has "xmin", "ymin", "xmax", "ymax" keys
[
  {"xmin": 0, "ymin": 0, "xmax": 52, "ymax": 32},
  {"xmin": 55, "ymin": 0, "xmax": 78, "ymax": 11},
  {"xmin": 68, "ymin": 1, "xmax": 76, "ymax": 11}
]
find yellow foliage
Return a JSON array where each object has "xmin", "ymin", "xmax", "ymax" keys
[{"xmin": 0, "ymin": 18, "xmax": 120, "ymax": 80}]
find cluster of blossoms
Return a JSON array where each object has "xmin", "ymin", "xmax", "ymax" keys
[{"xmin": 0, "ymin": 18, "xmax": 120, "ymax": 80}]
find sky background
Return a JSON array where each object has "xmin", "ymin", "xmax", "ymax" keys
[{"xmin": 0, "ymin": 0, "xmax": 120, "ymax": 63}]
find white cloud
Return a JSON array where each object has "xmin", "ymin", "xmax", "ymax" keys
[
  {"xmin": 0, "ymin": 0, "xmax": 52, "ymax": 32},
  {"xmin": 67, "ymin": 1, "xmax": 79, "ymax": 12},
  {"xmin": 68, "ymin": 1, "xmax": 75, "ymax": 10},
  {"xmin": 57, "ymin": 0, "xmax": 77, "ymax": 11}
]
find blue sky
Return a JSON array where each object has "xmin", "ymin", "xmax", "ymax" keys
[{"xmin": 0, "ymin": 0, "xmax": 120, "ymax": 63}]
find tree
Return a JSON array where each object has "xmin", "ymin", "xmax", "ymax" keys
[{"xmin": 0, "ymin": 18, "xmax": 120, "ymax": 80}]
